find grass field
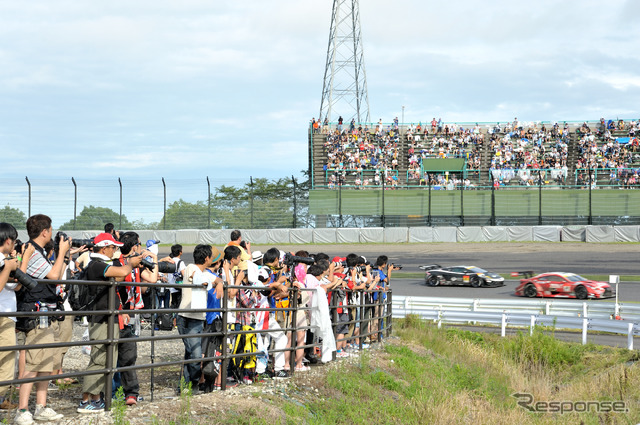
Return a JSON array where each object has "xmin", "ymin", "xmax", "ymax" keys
[{"xmin": 267, "ymin": 317, "xmax": 640, "ymax": 424}]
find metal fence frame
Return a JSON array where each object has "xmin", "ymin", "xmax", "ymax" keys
[
  {"xmin": 0, "ymin": 279, "xmax": 392, "ymax": 411},
  {"xmin": 392, "ymin": 295, "xmax": 640, "ymax": 349}
]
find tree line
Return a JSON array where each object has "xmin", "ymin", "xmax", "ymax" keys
[{"xmin": 0, "ymin": 175, "xmax": 311, "ymax": 230}]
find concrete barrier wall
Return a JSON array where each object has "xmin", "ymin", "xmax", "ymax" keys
[{"xmin": 31, "ymin": 225, "xmax": 640, "ymax": 246}]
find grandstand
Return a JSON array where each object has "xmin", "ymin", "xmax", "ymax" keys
[{"xmin": 309, "ymin": 118, "xmax": 639, "ymax": 190}]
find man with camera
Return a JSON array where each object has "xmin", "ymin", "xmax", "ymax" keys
[
  {"xmin": 112, "ymin": 232, "xmax": 158, "ymax": 406},
  {"xmin": 0, "ymin": 223, "xmax": 20, "ymax": 411},
  {"xmin": 14, "ymin": 214, "xmax": 71, "ymax": 425},
  {"xmin": 77, "ymin": 232, "xmax": 142, "ymax": 414}
]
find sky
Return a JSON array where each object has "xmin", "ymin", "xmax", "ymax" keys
[{"xmin": 1, "ymin": 0, "xmax": 639, "ymax": 186}]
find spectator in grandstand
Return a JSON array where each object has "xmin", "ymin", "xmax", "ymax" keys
[
  {"xmin": 14, "ymin": 214, "xmax": 71, "ymax": 424},
  {"xmin": 77, "ymin": 233, "xmax": 142, "ymax": 415},
  {"xmin": 0, "ymin": 223, "xmax": 19, "ymax": 411}
]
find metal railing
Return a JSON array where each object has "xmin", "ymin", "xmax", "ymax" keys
[
  {"xmin": 392, "ymin": 295, "xmax": 640, "ymax": 349},
  {"xmin": 0, "ymin": 278, "xmax": 392, "ymax": 410}
]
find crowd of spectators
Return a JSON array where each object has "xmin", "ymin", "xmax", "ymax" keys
[
  {"xmin": 0, "ymin": 221, "xmax": 394, "ymax": 423},
  {"xmin": 316, "ymin": 116, "xmax": 640, "ymax": 189},
  {"xmin": 488, "ymin": 119, "xmax": 571, "ymax": 186}
]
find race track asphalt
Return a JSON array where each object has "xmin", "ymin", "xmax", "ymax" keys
[{"xmin": 159, "ymin": 242, "xmax": 640, "ymax": 303}]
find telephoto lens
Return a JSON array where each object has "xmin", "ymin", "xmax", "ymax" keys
[{"xmin": 157, "ymin": 261, "xmax": 176, "ymax": 274}]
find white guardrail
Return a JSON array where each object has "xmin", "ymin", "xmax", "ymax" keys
[{"xmin": 392, "ymin": 296, "xmax": 640, "ymax": 350}]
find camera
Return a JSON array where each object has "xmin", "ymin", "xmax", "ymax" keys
[
  {"xmin": 54, "ymin": 232, "xmax": 94, "ymax": 249},
  {"xmin": 0, "ymin": 257, "xmax": 38, "ymax": 291},
  {"xmin": 391, "ymin": 263, "xmax": 403, "ymax": 270},
  {"xmin": 136, "ymin": 255, "xmax": 176, "ymax": 274},
  {"xmin": 283, "ymin": 252, "xmax": 315, "ymax": 268}
]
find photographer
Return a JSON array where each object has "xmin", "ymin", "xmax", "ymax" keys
[
  {"xmin": 15, "ymin": 214, "xmax": 70, "ymax": 424},
  {"xmin": 77, "ymin": 232, "xmax": 142, "ymax": 414},
  {"xmin": 0, "ymin": 223, "xmax": 20, "ymax": 411},
  {"xmin": 344, "ymin": 254, "xmax": 375, "ymax": 350},
  {"xmin": 369, "ymin": 256, "xmax": 399, "ymax": 342},
  {"xmin": 111, "ymin": 232, "xmax": 158, "ymax": 406}
]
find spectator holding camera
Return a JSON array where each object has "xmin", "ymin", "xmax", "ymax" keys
[
  {"xmin": 14, "ymin": 214, "xmax": 70, "ymax": 425},
  {"xmin": 112, "ymin": 232, "xmax": 158, "ymax": 406},
  {"xmin": 0, "ymin": 223, "xmax": 20, "ymax": 411},
  {"xmin": 344, "ymin": 253, "xmax": 374, "ymax": 349},
  {"xmin": 76, "ymin": 232, "xmax": 142, "ymax": 414},
  {"xmin": 367, "ymin": 256, "xmax": 398, "ymax": 343}
]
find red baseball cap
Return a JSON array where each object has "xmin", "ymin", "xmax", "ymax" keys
[{"xmin": 94, "ymin": 233, "xmax": 123, "ymax": 247}]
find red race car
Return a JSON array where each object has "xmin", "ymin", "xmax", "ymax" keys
[{"xmin": 514, "ymin": 272, "xmax": 614, "ymax": 299}]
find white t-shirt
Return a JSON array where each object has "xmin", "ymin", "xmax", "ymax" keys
[
  {"xmin": 0, "ymin": 253, "xmax": 19, "ymax": 321},
  {"xmin": 221, "ymin": 268, "xmax": 236, "ymax": 324},
  {"xmin": 178, "ymin": 264, "xmax": 209, "ymax": 321}
]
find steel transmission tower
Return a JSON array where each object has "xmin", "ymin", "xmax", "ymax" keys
[{"xmin": 319, "ymin": 0, "xmax": 371, "ymax": 124}]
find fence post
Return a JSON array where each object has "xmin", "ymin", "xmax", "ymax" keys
[
  {"xmin": 490, "ymin": 175, "xmax": 495, "ymax": 226},
  {"xmin": 105, "ymin": 278, "xmax": 116, "ymax": 410},
  {"xmin": 71, "ymin": 177, "xmax": 77, "ymax": 230},
  {"xmin": 25, "ymin": 177, "xmax": 31, "ymax": 217},
  {"xmin": 381, "ymin": 169, "xmax": 386, "ymax": 228},
  {"xmin": 331, "ymin": 290, "xmax": 338, "ymax": 361},
  {"xmin": 118, "ymin": 178, "xmax": 123, "ymax": 230},
  {"xmin": 358, "ymin": 289, "xmax": 365, "ymax": 350},
  {"xmin": 250, "ymin": 176, "xmax": 254, "ymax": 229},
  {"xmin": 386, "ymin": 289, "xmax": 392, "ymax": 338},
  {"xmin": 530, "ymin": 315, "xmax": 535, "ymax": 336},
  {"xmin": 338, "ymin": 180, "xmax": 343, "ymax": 227},
  {"xmin": 501, "ymin": 313, "xmax": 506, "ymax": 337},
  {"xmin": 220, "ymin": 283, "xmax": 228, "ymax": 390},
  {"xmin": 150, "ymin": 285, "xmax": 156, "ymax": 402},
  {"xmin": 582, "ymin": 302, "xmax": 588, "ymax": 318},
  {"xmin": 207, "ymin": 176, "xmax": 211, "ymax": 229},
  {"xmin": 538, "ymin": 170, "xmax": 542, "ymax": 225},
  {"xmin": 628, "ymin": 323, "xmax": 634, "ymax": 350},
  {"xmin": 428, "ymin": 178, "xmax": 432, "ymax": 226},
  {"xmin": 162, "ymin": 178, "xmax": 167, "ymax": 230},
  {"xmin": 460, "ymin": 181, "xmax": 464, "ymax": 226},
  {"xmin": 582, "ymin": 318, "xmax": 588, "ymax": 345},
  {"xmin": 588, "ymin": 166, "xmax": 593, "ymax": 225},
  {"xmin": 289, "ymin": 286, "xmax": 299, "ymax": 373},
  {"xmin": 292, "ymin": 175, "xmax": 297, "ymax": 228}
]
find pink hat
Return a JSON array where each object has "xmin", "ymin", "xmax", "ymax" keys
[{"xmin": 94, "ymin": 233, "xmax": 123, "ymax": 247}]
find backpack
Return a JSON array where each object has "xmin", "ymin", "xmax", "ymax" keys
[
  {"xmin": 157, "ymin": 312, "xmax": 174, "ymax": 331},
  {"xmin": 230, "ymin": 325, "xmax": 257, "ymax": 381},
  {"xmin": 66, "ymin": 261, "xmax": 107, "ymax": 311}
]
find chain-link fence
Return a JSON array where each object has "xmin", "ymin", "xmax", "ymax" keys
[
  {"xmin": 0, "ymin": 177, "xmax": 311, "ymax": 230},
  {"xmin": 3, "ymin": 176, "xmax": 640, "ymax": 230}
]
